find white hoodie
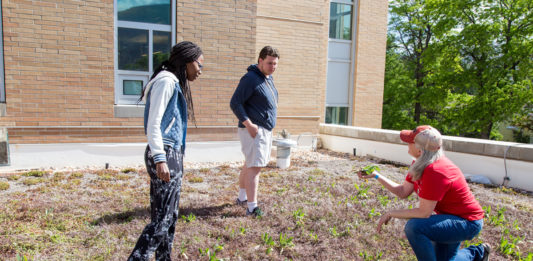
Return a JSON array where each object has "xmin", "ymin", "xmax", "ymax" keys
[{"xmin": 143, "ymin": 71, "xmax": 179, "ymax": 160}]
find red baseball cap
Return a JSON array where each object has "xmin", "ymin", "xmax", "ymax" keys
[{"xmin": 400, "ymin": 125, "xmax": 432, "ymax": 144}]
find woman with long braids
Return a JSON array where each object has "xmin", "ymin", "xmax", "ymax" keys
[
  {"xmin": 128, "ymin": 41, "xmax": 203, "ymax": 261},
  {"xmin": 357, "ymin": 126, "xmax": 490, "ymax": 261}
]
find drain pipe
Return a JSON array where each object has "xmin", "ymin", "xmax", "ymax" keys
[{"xmin": 502, "ymin": 145, "xmax": 512, "ymax": 187}]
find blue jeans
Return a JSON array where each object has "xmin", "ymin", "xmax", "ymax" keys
[{"xmin": 404, "ymin": 214, "xmax": 485, "ymax": 261}]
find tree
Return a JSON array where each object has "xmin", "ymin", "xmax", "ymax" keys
[
  {"xmin": 438, "ymin": 0, "xmax": 533, "ymax": 139},
  {"xmin": 383, "ymin": 0, "xmax": 533, "ymax": 141}
]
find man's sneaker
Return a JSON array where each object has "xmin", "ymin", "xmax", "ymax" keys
[
  {"xmin": 246, "ymin": 207, "xmax": 264, "ymax": 217},
  {"xmin": 481, "ymin": 243, "xmax": 491, "ymax": 261},
  {"xmin": 235, "ymin": 198, "xmax": 247, "ymax": 206}
]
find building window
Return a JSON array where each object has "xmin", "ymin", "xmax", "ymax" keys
[
  {"xmin": 325, "ymin": 106, "xmax": 348, "ymax": 125},
  {"xmin": 329, "ymin": 3, "xmax": 352, "ymax": 40},
  {"xmin": 325, "ymin": 0, "xmax": 357, "ymax": 125},
  {"xmin": 114, "ymin": 0, "xmax": 175, "ymax": 105}
]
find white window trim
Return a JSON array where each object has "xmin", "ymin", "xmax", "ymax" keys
[{"xmin": 113, "ymin": 0, "xmax": 176, "ymax": 105}]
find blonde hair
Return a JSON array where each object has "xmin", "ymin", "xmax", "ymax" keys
[
  {"xmin": 408, "ymin": 128, "xmax": 444, "ymax": 180},
  {"xmin": 408, "ymin": 147, "xmax": 443, "ymax": 180}
]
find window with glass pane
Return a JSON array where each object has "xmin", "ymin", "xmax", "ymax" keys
[
  {"xmin": 329, "ymin": 3, "xmax": 352, "ymax": 40},
  {"xmin": 115, "ymin": 0, "xmax": 174, "ymax": 105},
  {"xmin": 325, "ymin": 107, "xmax": 348, "ymax": 125},
  {"xmin": 153, "ymin": 31, "xmax": 171, "ymax": 71},
  {"xmin": 117, "ymin": 0, "xmax": 171, "ymax": 25},
  {"xmin": 123, "ymin": 80, "xmax": 143, "ymax": 95},
  {"xmin": 118, "ymin": 28, "xmax": 148, "ymax": 71}
]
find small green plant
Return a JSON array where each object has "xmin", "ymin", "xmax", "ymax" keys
[
  {"xmin": 378, "ymin": 195, "xmax": 390, "ymax": 207},
  {"xmin": 16, "ymin": 254, "xmax": 29, "ymax": 261},
  {"xmin": 188, "ymin": 177, "xmax": 204, "ymax": 183},
  {"xmin": 261, "ymin": 232, "xmax": 275, "ymax": 255},
  {"xmin": 198, "ymin": 243, "xmax": 223, "ymax": 261},
  {"xmin": 308, "ymin": 232, "xmax": 319, "ymax": 242},
  {"xmin": 359, "ymin": 250, "xmax": 383, "ymax": 261},
  {"xmin": 278, "ymin": 233, "xmax": 294, "ymax": 255},
  {"xmin": 181, "ymin": 213, "xmax": 196, "ymax": 223},
  {"xmin": 355, "ymin": 165, "xmax": 381, "ymax": 176},
  {"xmin": 355, "ymin": 184, "xmax": 370, "ymax": 199},
  {"xmin": 368, "ymin": 207, "xmax": 381, "ymax": 218},
  {"xmin": 292, "ymin": 207, "xmax": 305, "ymax": 227},
  {"xmin": 23, "ymin": 170, "xmax": 47, "ymax": 177},
  {"xmin": 329, "ymin": 226, "xmax": 340, "ymax": 237},
  {"xmin": 484, "ymin": 206, "xmax": 507, "ymax": 226},
  {"xmin": 499, "ymin": 228, "xmax": 529, "ymax": 259},
  {"xmin": 0, "ymin": 181, "xmax": 9, "ymax": 191}
]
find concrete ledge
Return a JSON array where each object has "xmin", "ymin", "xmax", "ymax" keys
[
  {"xmin": 114, "ymin": 105, "xmax": 144, "ymax": 118},
  {"xmin": 320, "ymin": 124, "xmax": 533, "ymax": 162}
]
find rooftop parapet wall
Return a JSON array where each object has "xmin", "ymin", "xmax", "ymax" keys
[{"xmin": 319, "ymin": 124, "xmax": 533, "ymax": 162}]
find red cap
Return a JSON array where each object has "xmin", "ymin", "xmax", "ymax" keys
[{"xmin": 400, "ymin": 125, "xmax": 432, "ymax": 144}]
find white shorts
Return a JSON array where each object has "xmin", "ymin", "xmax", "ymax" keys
[{"xmin": 238, "ymin": 126, "xmax": 272, "ymax": 168}]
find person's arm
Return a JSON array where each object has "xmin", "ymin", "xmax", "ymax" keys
[
  {"xmin": 230, "ymin": 75, "xmax": 258, "ymax": 137},
  {"xmin": 377, "ymin": 198, "xmax": 437, "ymax": 233},
  {"xmin": 146, "ymin": 78, "xmax": 174, "ymax": 182},
  {"xmin": 230, "ymin": 76, "xmax": 255, "ymax": 124},
  {"xmin": 357, "ymin": 171, "xmax": 414, "ymax": 199}
]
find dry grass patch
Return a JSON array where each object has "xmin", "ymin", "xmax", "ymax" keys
[
  {"xmin": 0, "ymin": 149, "xmax": 531, "ymax": 260},
  {"xmin": 0, "ymin": 181, "xmax": 9, "ymax": 190}
]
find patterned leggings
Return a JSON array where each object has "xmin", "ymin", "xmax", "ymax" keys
[{"xmin": 128, "ymin": 145, "xmax": 184, "ymax": 261}]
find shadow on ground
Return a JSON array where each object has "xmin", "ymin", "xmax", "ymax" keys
[{"xmin": 92, "ymin": 203, "xmax": 235, "ymax": 225}]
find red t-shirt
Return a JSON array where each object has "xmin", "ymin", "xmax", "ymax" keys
[{"xmin": 405, "ymin": 156, "xmax": 484, "ymax": 221}]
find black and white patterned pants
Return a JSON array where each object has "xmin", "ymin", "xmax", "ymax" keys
[{"xmin": 128, "ymin": 145, "xmax": 184, "ymax": 261}]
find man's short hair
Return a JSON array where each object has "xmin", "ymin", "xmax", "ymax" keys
[{"xmin": 258, "ymin": 46, "xmax": 280, "ymax": 62}]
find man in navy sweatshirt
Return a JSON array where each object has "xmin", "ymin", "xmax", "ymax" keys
[{"xmin": 230, "ymin": 46, "xmax": 279, "ymax": 217}]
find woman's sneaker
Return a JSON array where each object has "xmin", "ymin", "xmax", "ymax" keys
[
  {"xmin": 246, "ymin": 207, "xmax": 264, "ymax": 217},
  {"xmin": 481, "ymin": 243, "xmax": 491, "ymax": 261},
  {"xmin": 235, "ymin": 198, "xmax": 247, "ymax": 206}
]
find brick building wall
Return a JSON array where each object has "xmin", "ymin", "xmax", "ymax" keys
[
  {"xmin": 256, "ymin": 0, "xmax": 329, "ymax": 137},
  {"xmin": 0, "ymin": 0, "xmax": 388, "ymax": 144},
  {"xmin": 352, "ymin": 0, "xmax": 388, "ymax": 128}
]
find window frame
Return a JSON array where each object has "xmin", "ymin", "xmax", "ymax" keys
[
  {"xmin": 113, "ymin": 0, "xmax": 176, "ymax": 105},
  {"xmin": 325, "ymin": 0, "xmax": 358, "ymax": 125}
]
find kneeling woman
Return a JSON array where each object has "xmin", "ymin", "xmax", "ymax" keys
[{"xmin": 358, "ymin": 126, "xmax": 490, "ymax": 261}]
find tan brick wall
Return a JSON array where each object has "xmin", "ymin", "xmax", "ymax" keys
[
  {"xmin": 352, "ymin": 0, "xmax": 388, "ymax": 128},
  {"xmin": 175, "ymin": 0, "xmax": 256, "ymax": 141},
  {"xmin": 1, "ymin": 0, "xmax": 388, "ymax": 144},
  {"xmin": 1, "ymin": 0, "xmax": 119, "ymax": 128},
  {"xmin": 256, "ymin": 0, "xmax": 329, "ymax": 136}
]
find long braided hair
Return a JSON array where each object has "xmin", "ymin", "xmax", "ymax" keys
[{"xmin": 140, "ymin": 41, "xmax": 202, "ymax": 123}]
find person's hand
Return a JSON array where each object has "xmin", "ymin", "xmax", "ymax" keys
[
  {"xmin": 156, "ymin": 162, "xmax": 170, "ymax": 182},
  {"xmin": 377, "ymin": 212, "xmax": 392, "ymax": 233},
  {"xmin": 357, "ymin": 170, "xmax": 377, "ymax": 180},
  {"xmin": 246, "ymin": 123, "xmax": 259, "ymax": 138}
]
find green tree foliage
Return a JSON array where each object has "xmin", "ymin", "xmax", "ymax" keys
[{"xmin": 383, "ymin": 0, "xmax": 533, "ymax": 141}]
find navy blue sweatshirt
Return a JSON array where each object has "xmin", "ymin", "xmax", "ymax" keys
[{"xmin": 230, "ymin": 64, "xmax": 278, "ymax": 131}]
